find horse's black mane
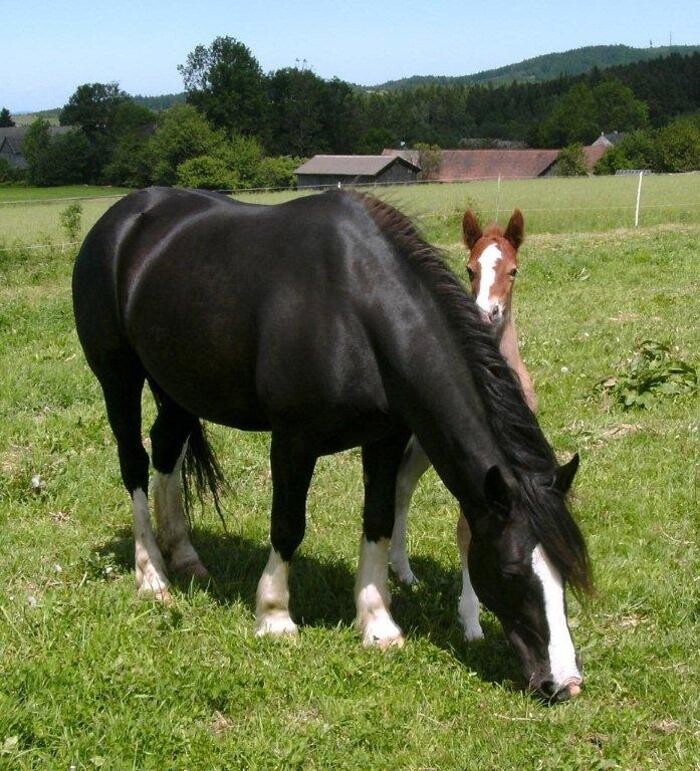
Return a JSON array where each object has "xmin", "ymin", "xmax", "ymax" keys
[{"xmin": 356, "ymin": 193, "xmax": 591, "ymax": 593}]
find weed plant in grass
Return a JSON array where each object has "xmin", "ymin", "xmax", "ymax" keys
[{"xmin": 0, "ymin": 220, "xmax": 698, "ymax": 768}]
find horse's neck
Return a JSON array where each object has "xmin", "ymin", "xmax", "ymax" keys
[
  {"xmin": 391, "ymin": 318, "xmax": 508, "ymax": 507},
  {"xmin": 498, "ymin": 316, "xmax": 537, "ymax": 413}
]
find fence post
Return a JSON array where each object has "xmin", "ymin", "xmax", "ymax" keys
[{"xmin": 634, "ymin": 171, "xmax": 644, "ymax": 227}]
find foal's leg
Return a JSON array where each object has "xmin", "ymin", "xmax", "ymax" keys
[
  {"xmin": 357, "ymin": 431, "xmax": 411, "ymax": 648},
  {"xmin": 150, "ymin": 398, "xmax": 209, "ymax": 582},
  {"xmin": 102, "ymin": 363, "xmax": 170, "ymax": 600},
  {"xmin": 255, "ymin": 433, "xmax": 316, "ymax": 637},
  {"xmin": 389, "ymin": 436, "xmax": 431, "ymax": 585},
  {"xmin": 456, "ymin": 512, "xmax": 483, "ymax": 640}
]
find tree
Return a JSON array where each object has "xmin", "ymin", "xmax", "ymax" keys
[
  {"xmin": 655, "ymin": 117, "xmax": 700, "ymax": 172},
  {"xmin": 536, "ymin": 83, "xmax": 599, "ymax": 146},
  {"xmin": 59, "ymin": 82, "xmax": 128, "ymax": 134},
  {"xmin": 178, "ymin": 37, "xmax": 268, "ymax": 138},
  {"xmin": 594, "ymin": 129, "xmax": 657, "ymax": 174},
  {"xmin": 267, "ymin": 67, "xmax": 327, "ymax": 156},
  {"xmin": 555, "ymin": 143, "xmax": 589, "ymax": 176},
  {"xmin": 147, "ymin": 104, "xmax": 225, "ymax": 185},
  {"xmin": 415, "ymin": 142, "xmax": 442, "ymax": 180},
  {"xmin": 592, "ymin": 79, "xmax": 648, "ymax": 134},
  {"xmin": 0, "ymin": 107, "xmax": 15, "ymax": 127}
]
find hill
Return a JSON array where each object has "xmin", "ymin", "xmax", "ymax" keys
[{"xmin": 368, "ymin": 44, "xmax": 700, "ymax": 90}]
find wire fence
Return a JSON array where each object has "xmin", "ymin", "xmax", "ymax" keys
[{"xmin": 1, "ymin": 171, "xmax": 698, "ymax": 252}]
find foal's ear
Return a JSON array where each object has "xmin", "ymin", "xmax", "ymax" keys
[
  {"xmin": 484, "ymin": 465, "xmax": 512, "ymax": 513},
  {"xmin": 462, "ymin": 210, "xmax": 482, "ymax": 250},
  {"xmin": 504, "ymin": 209, "xmax": 524, "ymax": 250},
  {"xmin": 553, "ymin": 453, "xmax": 580, "ymax": 494}
]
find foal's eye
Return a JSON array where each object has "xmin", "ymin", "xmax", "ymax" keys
[
  {"xmin": 467, "ymin": 267, "xmax": 475, "ymax": 279},
  {"xmin": 509, "ymin": 268, "xmax": 518, "ymax": 278}
]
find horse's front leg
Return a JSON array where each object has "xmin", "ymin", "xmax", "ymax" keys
[
  {"xmin": 456, "ymin": 511, "xmax": 484, "ymax": 640},
  {"xmin": 357, "ymin": 430, "xmax": 412, "ymax": 648},
  {"xmin": 389, "ymin": 436, "xmax": 431, "ymax": 585},
  {"xmin": 255, "ymin": 433, "xmax": 316, "ymax": 637}
]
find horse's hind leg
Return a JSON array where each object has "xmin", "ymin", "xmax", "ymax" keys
[
  {"xmin": 149, "ymin": 395, "xmax": 209, "ymax": 582},
  {"xmin": 101, "ymin": 359, "xmax": 170, "ymax": 600},
  {"xmin": 389, "ymin": 436, "xmax": 431, "ymax": 585},
  {"xmin": 357, "ymin": 430, "xmax": 411, "ymax": 649}
]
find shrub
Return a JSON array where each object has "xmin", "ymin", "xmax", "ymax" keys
[
  {"xmin": 556, "ymin": 143, "xmax": 589, "ymax": 176},
  {"xmin": 176, "ymin": 155, "xmax": 239, "ymax": 190},
  {"xmin": 0, "ymin": 158, "xmax": 23, "ymax": 184},
  {"xmin": 253, "ymin": 156, "xmax": 299, "ymax": 189},
  {"xmin": 655, "ymin": 118, "xmax": 700, "ymax": 173},
  {"xmin": 59, "ymin": 202, "xmax": 83, "ymax": 242}
]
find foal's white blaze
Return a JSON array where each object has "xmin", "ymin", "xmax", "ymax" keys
[
  {"xmin": 152, "ymin": 443, "xmax": 208, "ymax": 578},
  {"xmin": 355, "ymin": 537, "xmax": 404, "ymax": 648},
  {"xmin": 255, "ymin": 548, "xmax": 298, "ymax": 636},
  {"xmin": 132, "ymin": 487, "xmax": 170, "ymax": 599},
  {"xmin": 475, "ymin": 243, "xmax": 502, "ymax": 315},
  {"xmin": 532, "ymin": 544, "xmax": 581, "ymax": 688}
]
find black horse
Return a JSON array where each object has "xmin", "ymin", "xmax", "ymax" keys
[{"xmin": 73, "ymin": 187, "xmax": 591, "ymax": 702}]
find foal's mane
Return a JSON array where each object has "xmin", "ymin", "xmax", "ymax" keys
[{"xmin": 355, "ymin": 193, "xmax": 591, "ymax": 593}]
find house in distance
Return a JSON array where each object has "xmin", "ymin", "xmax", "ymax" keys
[{"xmin": 295, "ymin": 154, "xmax": 420, "ymax": 189}]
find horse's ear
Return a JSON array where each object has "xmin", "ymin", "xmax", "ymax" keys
[
  {"xmin": 484, "ymin": 465, "xmax": 512, "ymax": 513},
  {"xmin": 504, "ymin": 209, "xmax": 524, "ymax": 250},
  {"xmin": 462, "ymin": 210, "xmax": 482, "ymax": 250},
  {"xmin": 553, "ymin": 453, "xmax": 579, "ymax": 494}
]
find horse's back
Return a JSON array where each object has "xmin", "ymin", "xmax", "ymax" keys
[{"xmin": 72, "ymin": 188, "xmax": 393, "ymax": 434}]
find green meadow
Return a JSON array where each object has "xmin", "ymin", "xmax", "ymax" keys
[
  {"xmin": 0, "ymin": 184, "xmax": 697, "ymax": 767},
  {"xmin": 0, "ymin": 173, "xmax": 698, "ymax": 245}
]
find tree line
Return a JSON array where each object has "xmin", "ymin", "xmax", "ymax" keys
[{"xmin": 1, "ymin": 39, "xmax": 698, "ymax": 187}]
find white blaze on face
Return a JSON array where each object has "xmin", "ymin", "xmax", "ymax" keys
[
  {"xmin": 475, "ymin": 243, "xmax": 502, "ymax": 316},
  {"xmin": 532, "ymin": 544, "xmax": 581, "ymax": 688}
]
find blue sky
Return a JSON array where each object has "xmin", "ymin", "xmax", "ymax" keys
[{"xmin": 4, "ymin": 0, "xmax": 699, "ymax": 112}]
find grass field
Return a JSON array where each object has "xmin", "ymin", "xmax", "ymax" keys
[
  {"xmin": 0, "ymin": 195, "xmax": 698, "ymax": 768},
  {"xmin": 0, "ymin": 174, "xmax": 698, "ymax": 246}
]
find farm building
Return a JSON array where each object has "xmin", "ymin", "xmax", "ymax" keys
[
  {"xmin": 0, "ymin": 125, "xmax": 74, "ymax": 169},
  {"xmin": 295, "ymin": 155, "xmax": 420, "ymax": 188},
  {"xmin": 382, "ymin": 145, "xmax": 609, "ymax": 180}
]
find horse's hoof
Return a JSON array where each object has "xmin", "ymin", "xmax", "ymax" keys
[
  {"xmin": 361, "ymin": 615, "xmax": 405, "ymax": 649},
  {"xmin": 255, "ymin": 612, "xmax": 299, "ymax": 638},
  {"xmin": 390, "ymin": 562, "xmax": 418, "ymax": 586},
  {"xmin": 138, "ymin": 586, "xmax": 173, "ymax": 606},
  {"xmin": 172, "ymin": 559, "xmax": 210, "ymax": 583},
  {"xmin": 463, "ymin": 625, "xmax": 484, "ymax": 642}
]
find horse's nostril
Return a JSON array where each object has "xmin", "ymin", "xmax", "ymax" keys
[{"xmin": 537, "ymin": 679, "xmax": 556, "ymax": 697}]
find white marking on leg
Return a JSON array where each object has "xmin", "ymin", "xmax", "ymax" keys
[
  {"xmin": 390, "ymin": 438, "xmax": 431, "ymax": 585},
  {"xmin": 153, "ymin": 442, "xmax": 209, "ymax": 580},
  {"xmin": 255, "ymin": 549, "xmax": 298, "ymax": 637},
  {"xmin": 476, "ymin": 243, "xmax": 502, "ymax": 317},
  {"xmin": 132, "ymin": 487, "xmax": 171, "ymax": 600},
  {"xmin": 532, "ymin": 544, "xmax": 581, "ymax": 688},
  {"xmin": 356, "ymin": 536, "xmax": 404, "ymax": 648},
  {"xmin": 456, "ymin": 514, "xmax": 483, "ymax": 640}
]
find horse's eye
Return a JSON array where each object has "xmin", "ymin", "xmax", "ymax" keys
[
  {"xmin": 467, "ymin": 267, "xmax": 475, "ymax": 278},
  {"xmin": 509, "ymin": 268, "xmax": 518, "ymax": 278}
]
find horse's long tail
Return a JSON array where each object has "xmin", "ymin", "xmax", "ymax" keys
[{"xmin": 182, "ymin": 420, "xmax": 228, "ymax": 524}]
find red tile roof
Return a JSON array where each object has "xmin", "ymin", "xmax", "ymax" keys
[{"xmin": 383, "ymin": 146, "xmax": 608, "ymax": 179}]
